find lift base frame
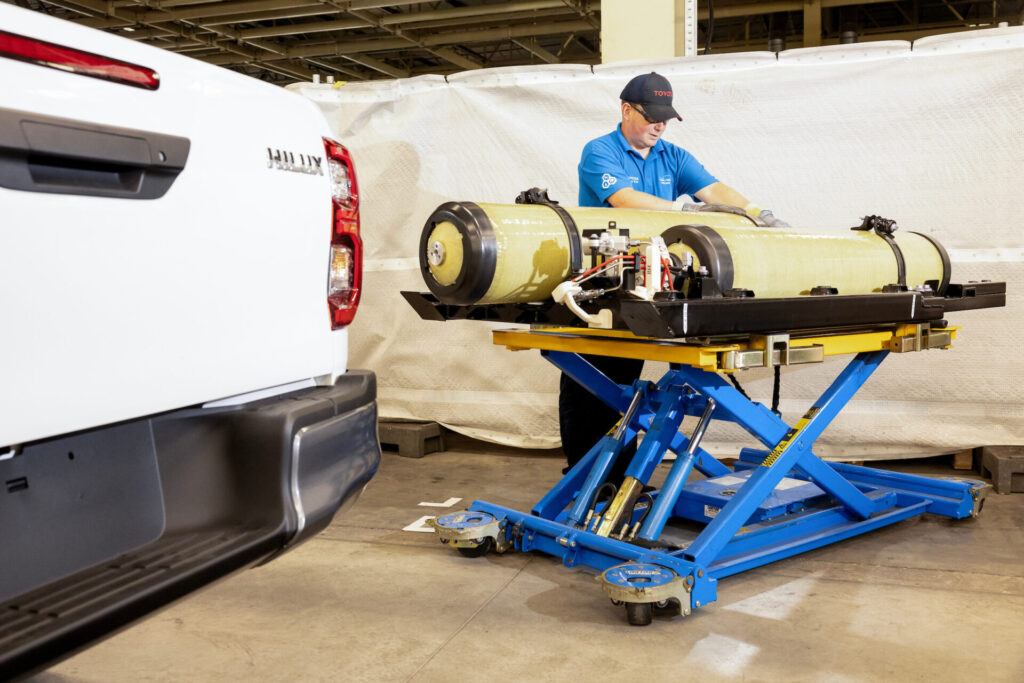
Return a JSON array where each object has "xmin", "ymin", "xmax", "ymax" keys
[{"xmin": 432, "ymin": 325, "xmax": 988, "ymax": 618}]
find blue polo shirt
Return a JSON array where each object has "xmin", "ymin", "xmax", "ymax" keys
[{"xmin": 578, "ymin": 124, "xmax": 717, "ymax": 207}]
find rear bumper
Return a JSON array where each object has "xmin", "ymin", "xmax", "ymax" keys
[
  {"xmin": 0, "ymin": 370, "xmax": 380, "ymax": 680},
  {"xmin": 288, "ymin": 372, "xmax": 380, "ymax": 547}
]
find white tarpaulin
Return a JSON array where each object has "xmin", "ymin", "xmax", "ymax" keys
[{"xmin": 291, "ymin": 27, "xmax": 1024, "ymax": 459}]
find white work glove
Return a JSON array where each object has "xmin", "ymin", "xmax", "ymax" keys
[
  {"xmin": 744, "ymin": 203, "xmax": 790, "ymax": 228},
  {"xmin": 757, "ymin": 209, "xmax": 790, "ymax": 228}
]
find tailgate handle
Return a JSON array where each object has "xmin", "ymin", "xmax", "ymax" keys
[{"xmin": 0, "ymin": 107, "xmax": 190, "ymax": 200}]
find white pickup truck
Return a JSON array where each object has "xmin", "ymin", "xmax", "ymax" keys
[{"xmin": 0, "ymin": 5, "xmax": 380, "ymax": 677}]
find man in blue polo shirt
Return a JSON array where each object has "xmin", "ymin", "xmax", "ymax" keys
[
  {"xmin": 579, "ymin": 71, "xmax": 785, "ymax": 222},
  {"xmin": 560, "ymin": 71, "xmax": 788, "ymax": 477}
]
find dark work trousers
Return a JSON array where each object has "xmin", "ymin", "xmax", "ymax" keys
[{"xmin": 558, "ymin": 354, "xmax": 645, "ymax": 482}]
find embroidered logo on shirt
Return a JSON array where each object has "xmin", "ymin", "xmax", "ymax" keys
[
  {"xmin": 660, "ymin": 176, "xmax": 672, "ymax": 185},
  {"xmin": 601, "ymin": 173, "xmax": 617, "ymax": 189}
]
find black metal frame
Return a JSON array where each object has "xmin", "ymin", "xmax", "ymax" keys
[{"xmin": 402, "ymin": 281, "xmax": 1005, "ymax": 338}]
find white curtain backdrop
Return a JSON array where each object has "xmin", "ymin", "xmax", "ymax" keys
[{"xmin": 291, "ymin": 27, "xmax": 1024, "ymax": 459}]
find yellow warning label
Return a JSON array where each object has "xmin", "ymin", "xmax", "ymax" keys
[{"xmin": 761, "ymin": 407, "xmax": 820, "ymax": 467}]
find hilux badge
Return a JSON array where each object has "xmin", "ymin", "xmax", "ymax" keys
[{"xmin": 267, "ymin": 147, "xmax": 323, "ymax": 175}]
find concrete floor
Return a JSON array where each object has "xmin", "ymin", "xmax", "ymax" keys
[{"xmin": 35, "ymin": 437, "xmax": 1024, "ymax": 682}]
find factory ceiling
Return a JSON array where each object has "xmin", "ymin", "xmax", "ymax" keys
[{"xmin": 14, "ymin": 0, "xmax": 1024, "ymax": 84}]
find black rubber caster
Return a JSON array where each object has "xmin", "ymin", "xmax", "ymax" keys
[
  {"xmin": 625, "ymin": 601, "xmax": 653, "ymax": 626},
  {"xmin": 456, "ymin": 537, "xmax": 493, "ymax": 558}
]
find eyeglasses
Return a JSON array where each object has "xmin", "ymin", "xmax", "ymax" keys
[{"xmin": 629, "ymin": 103, "xmax": 662, "ymax": 124}]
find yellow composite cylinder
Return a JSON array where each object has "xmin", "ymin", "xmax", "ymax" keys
[
  {"xmin": 667, "ymin": 226, "xmax": 947, "ymax": 299},
  {"xmin": 420, "ymin": 201, "xmax": 948, "ymax": 305}
]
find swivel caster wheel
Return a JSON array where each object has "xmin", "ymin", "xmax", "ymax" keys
[
  {"xmin": 456, "ymin": 537, "xmax": 493, "ymax": 558},
  {"xmin": 430, "ymin": 511, "xmax": 504, "ymax": 556},
  {"xmin": 625, "ymin": 601, "xmax": 653, "ymax": 626},
  {"xmin": 599, "ymin": 562, "xmax": 691, "ymax": 625}
]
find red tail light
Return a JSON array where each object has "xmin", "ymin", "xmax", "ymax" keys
[
  {"xmin": 0, "ymin": 29, "xmax": 160, "ymax": 90},
  {"xmin": 323, "ymin": 137, "xmax": 361, "ymax": 329}
]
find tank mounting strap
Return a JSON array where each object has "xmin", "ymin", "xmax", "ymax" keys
[
  {"xmin": 851, "ymin": 215, "xmax": 906, "ymax": 287},
  {"xmin": 515, "ymin": 187, "xmax": 583, "ymax": 275},
  {"xmin": 910, "ymin": 231, "xmax": 952, "ymax": 295},
  {"xmin": 879, "ymin": 233, "xmax": 907, "ymax": 287}
]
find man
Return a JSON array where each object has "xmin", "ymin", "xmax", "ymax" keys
[
  {"xmin": 560, "ymin": 71, "xmax": 787, "ymax": 476},
  {"xmin": 578, "ymin": 71, "xmax": 786, "ymax": 223}
]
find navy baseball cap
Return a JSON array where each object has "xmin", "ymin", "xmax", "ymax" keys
[{"xmin": 620, "ymin": 72, "xmax": 682, "ymax": 122}]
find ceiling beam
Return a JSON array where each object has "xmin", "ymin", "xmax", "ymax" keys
[
  {"xmin": 343, "ymin": 7, "xmax": 480, "ymax": 70},
  {"xmin": 204, "ymin": 37, "xmax": 401, "ymax": 63},
  {"xmin": 556, "ymin": 0, "xmax": 599, "ymax": 29},
  {"xmin": 79, "ymin": 0, "xmax": 490, "ymax": 29},
  {"xmin": 44, "ymin": 0, "xmax": 269, "ymax": 56},
  {"xmin": 428, "ymin": 46, "xmax": 480, "ymax": 70},
  {"xmin": 381, "ymin": 0, "xmax": 572, "ymax": 26},
  {"xmin": 695, "ymin": 0, "xmax": 897, "ymax": 20},
  {"xmin": 249, "ymin": 60, "xmax": 318, "ymax": 81},
  {"xmin": 390, "ymin": 8, "xmax": 577, "ymax": 33},
  {"xmin": 302, "ymin": 57, "xmax": 371, "ymax": 80},
  {"xmin": 419, "ymin": 20, "xmax": 597, "ymax": 48},
  {"xmin": 236, "ymin": 18, "xmax": 369, "ymax": 39},
  {"xmin": 198, "ymin": 5, "xmax": 346, "ymax": 26},
  {"xmin": 77, "ymin": 1, "xmax": 322, "ymax": 29},
  {"xmin": 279, "ymin": 19, "xmax": 596, "ymax": 59},
  {"xmin": 42, "ymin": 0, "xmax": 353, "ymax": 83},
  {"xmin": 512, "ymin": 37, "xmax": 560, "ymax": 63},
  {"xmin": 940, "ymin": 0, "xmax": 967, "ymax": 22},
  {"xmin": 30, "ymin": 0, "xmax": 95, "ymax": 17},
  {"xmin": 340, "ymin": 53, "xmax": 409, "ymax": 78},
  {"xmin": 227, "ymin": 0, "xmax": 574, "ymax": 39}
]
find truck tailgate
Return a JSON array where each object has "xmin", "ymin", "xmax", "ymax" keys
[{"xmin": 0, "ymin": 4, "xmax": 345, "ymax": 446}]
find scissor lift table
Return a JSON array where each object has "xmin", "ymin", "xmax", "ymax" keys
[{"xmin": 430, "ymin": 323, "xmax": 988, "ymax": 625}]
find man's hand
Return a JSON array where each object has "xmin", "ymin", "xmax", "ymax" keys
[
  {"xmin": 757, "ymin": 209, "xmax": 790, "ymax": 228},
  {"xmin": 743, "ymin": 203, "xmax": 790, "ymax": 228}
]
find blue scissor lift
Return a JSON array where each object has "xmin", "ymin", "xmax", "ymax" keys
[{"xmin": 430, "ymin": 325, "xmax": 987, "ymax": 625}]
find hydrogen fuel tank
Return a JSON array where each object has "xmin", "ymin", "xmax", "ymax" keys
[{"xmin": 418, "ymin": 201, "xmax": 950, "ymax": 305}]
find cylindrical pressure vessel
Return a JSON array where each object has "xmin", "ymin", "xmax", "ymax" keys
[{"xmin": 419, "ymin": 201, "xmax": 950, "ymax": 305}]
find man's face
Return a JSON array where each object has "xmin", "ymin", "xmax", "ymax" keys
[{"xmin": 621, "ymin": 102, "xmax": 668, "ymax": 150}]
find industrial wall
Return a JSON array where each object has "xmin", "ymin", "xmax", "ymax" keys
[{"xmin": 291, "ymin": 27, "xmax": 1024, "ymax": 459}]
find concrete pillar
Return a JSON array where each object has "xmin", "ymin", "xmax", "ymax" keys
[
  {"xmin": 803, "ymin": 0, "xmax": 822, "ymax": 47},
  {"xmin": 601, "ymin": 0, "xmax": 697, "ymax": 63}
]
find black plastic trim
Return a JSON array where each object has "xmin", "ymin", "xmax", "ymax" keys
[
  {"xmin": 0, "ymin": 107, "xmax": 189, "ymax": 200},
  {"xmin": 1, "ymin": 528, "xmax": 282, "ymax": 681},
  {"xmin": 660, "ymin": 224, "xmax": 735, "ymax": 291},
  {"xmin": 419, "ymin": 201, "xmax": 497, "ymax": 305},
  {"xmin": 0, "ymin": 421, "xmax": 165, "ymax": 605},
  {"xmin": 0, "ymin": 374, "xmax": 379, "ymax": 681}
]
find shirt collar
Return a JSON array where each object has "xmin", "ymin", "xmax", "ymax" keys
[{"xmin": 615, "ymin": 123, "xmax": 664, "ymax": 158}]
